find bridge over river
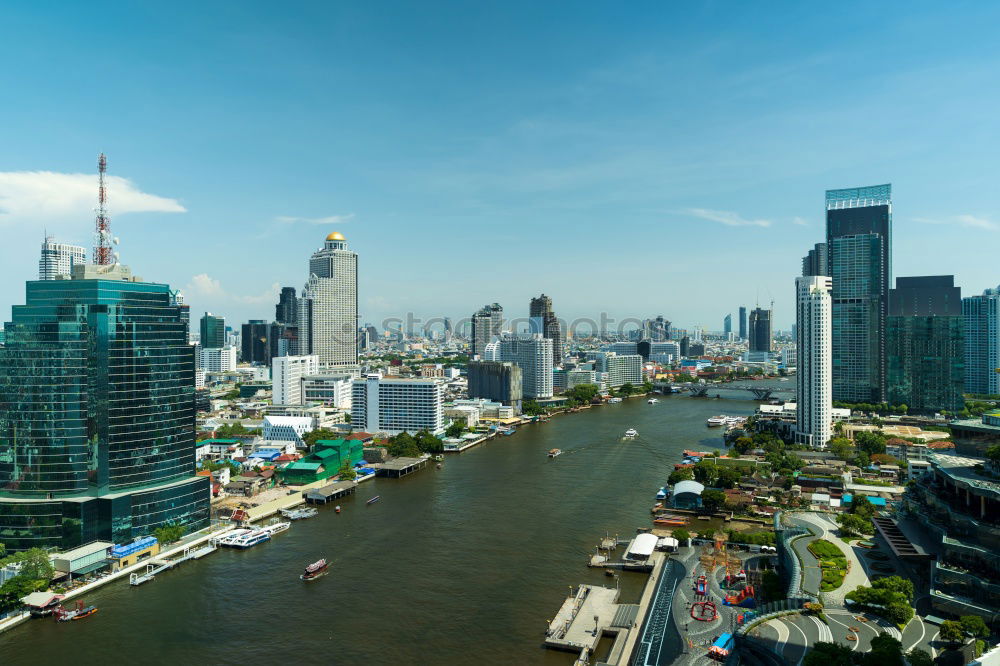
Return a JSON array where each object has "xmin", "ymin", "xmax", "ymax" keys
[{"xmin": 655, "ymin": 382, "xmax": 796, "ymax": 401}]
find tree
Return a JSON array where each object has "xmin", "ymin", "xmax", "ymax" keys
[
  {"xmin": 445, "ymin": 422, "xmax": 465, "ymax": 439},
  {"xmin": 641, "ymin": 381, "xmax": 654, "ymax": 393},
  {"xmin": 850, "ymin": 495, "xmax": 877, "ymax": 519},
  {"xmin": 906, "ymin": 649, "xmax": 933, "ymax": 666},
  {"xmin": 565, "ymin": 384, "xmax": 599, "ymax": 404},
  {"xmin": 960, "ymin": 615, "xmax": 989, "ymax": 639},
  {"xmin": 414, "ymin": 430, "xmax": 444, "ymax": 454},
  {"xmin": 731, "ymin": 436, "xmax": 754, "ymax": 455},
  {"xmin": 693, "ymin": 460, "xmax": 719, "ymax": 485},
  {"xmin": 522, "ymin": 399, "xmax": 545, "ymax": 416},
  {"xmin": 343, "ymin": 412, "xmax": 352, "ymax": 423},
  {"xmin": 873, "ymin": 575, "xmax": 914, "ymax": 603},
  {"xmin": 939, "ymin": 620, "xmax": 965, "ymax": 644},
  {"xmin": 837, "ymin": 513, "xmax": 872, "ymax": 537},
  {"xmin": 862, "ymin": 633, "xmax": 903, "ymax": 666},
  {"xmin": 337, "ymin": 460, "xmax": 357, "ymax": 481},
  {"xmin": 153, "ymin": 523, "xmax": 186, "ymax": 544},
  {"xmin": 9, "ymin": 548, "xmax": 54, "ymax": 583},
  {"xmin": 855, "ymin": 431, "xmax": 887, "ymax": 456},
  {"xmin": 716, "ymin": 466, "xmax": 741, "ymax": 489},
  {"xmin": 619, "ymin": 383, "xmax": 636, "ymax": 396},
  {"xmin": 668, "ymin": 468, "xmax": 694, "ymax": 485},
  {"xmin": 672, "ymin": 528, "xmax": 690, "ymax": 542},
  {"xmin": 803, "ymin": 642, "xmax": 853, "ymax": 666},
  {"xmin": 386, "ymin": 432, "xmax": 421, "ymax": 457},
  {"xmin": 302, "ymin": 427, "xmax": 342, "ymax": 450},
  {"xmin": 828, "ymin": 437, "xmax": 854, "ymax": 460},
  {"xmin": 700, "ymin": 489, "xmax": 727, "ymax": 512}
]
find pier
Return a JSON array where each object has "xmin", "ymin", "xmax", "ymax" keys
[
  {"xmin": 304, "ymin": 480, "xmax": 358, "ymax": 504},
  {"xmin": 372, "ymin": 456, "xmax": 428, "ymax": 478},
  {"xmin": 128, "ymin": 542, "xmax": 219, "ymax": 586}
]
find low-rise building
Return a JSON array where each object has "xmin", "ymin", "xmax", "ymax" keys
[{"xmin": 262, "ymin": 415, "xmax": 313, "ymax": 447}]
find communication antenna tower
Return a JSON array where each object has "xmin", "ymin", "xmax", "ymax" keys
[{"xmin": 94, "ymin": 153, "xmax": 116, "ymax": 265}]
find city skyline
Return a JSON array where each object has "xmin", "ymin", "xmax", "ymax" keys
[{"xmin": 2, "ymin": 3, "xmax": 1000, "ymax": 328}]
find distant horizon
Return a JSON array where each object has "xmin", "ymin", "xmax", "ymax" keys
[{"xmin": 3, "ymin": 3, "xmax": 999, "ymax": 331}]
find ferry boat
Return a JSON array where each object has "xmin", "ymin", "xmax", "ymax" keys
[
  {"xmin": 624, "ymin": 428, "xmax": 638, "ymax": 438},
  {"xmin": 219, "ymin": 528, "xmax": 271, "ymax": 549},
  {"xmin": 706, "ymin": 416, "xmax": 727, "ymax": 427},
  {"xmin": 56, "ymin": 601, "xmax": 98, "ymax": 622},
  {"xmin": 367, "ymin": 495, "xmax": 381, "ymax": 505},
  {"xmin": 72, "ymin": 606, "xmax": 98, "ymax": 620},
  {"xmin": 548, "ymin": 448, "xmax": 562, "ymax": 458},
  {"xmin": 263, "ymin": 521, "xmax": 290, "ymax": 536},
  {"xmin": 300, "ymin": 558, "xmax": 330, "ymax": 581},
  {"xmin": 654, "ymin": 517, "xmax": 689, "ymax": 527},
  {"xmin": 280, "ymin": 507, "xmax": 319, "ymax": 520},
  {"xmin": 647, "ymin": 398, "xmax": 659, "ymax": 404},
  {"xmin": 607, "ymin": 397, "xmax": 623, "ymax": 404}
]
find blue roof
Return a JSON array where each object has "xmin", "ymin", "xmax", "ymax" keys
[{"xmin": 842, "ymin": 494, "xmax": 886, "ymax": 506}]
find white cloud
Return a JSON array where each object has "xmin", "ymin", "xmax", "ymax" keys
[
  {"xmin": 184, "ymin": 274, "xmax": 280, "ymax": 306},
  {"xmin": 0, "ymin": 171, "xmax": 185, "ymax": 222},
  {"xmin": 685, "ymin": 208, "xmax": 772, "ymax": 228},
  {"xmin": 276, "ymin": 213, "xmax": 355, "ymax": 225},
  {"xmin": 914, "ymin": 215, "xmax": 997, "ymax": 231},
  {"xmin": 792, "ymin": 216, "xmax": 810, "ymax": 226}
]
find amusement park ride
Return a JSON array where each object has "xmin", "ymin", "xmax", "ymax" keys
[{"xmin": 689, "ymin": 534, "xmax": 759, "ymax": 634}]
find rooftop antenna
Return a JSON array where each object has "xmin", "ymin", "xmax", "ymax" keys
[{"xmin": 94, "ymin": 153, "xmax": 117, "ymax": 265}]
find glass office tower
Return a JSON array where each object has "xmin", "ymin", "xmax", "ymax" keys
[
  {"xmin": 0, "ymin": 265, "xmax": 209, "ymax": 551},
  {"xmin": 826, "ymin": 184, "xmax": 892, "ymax": 404}
]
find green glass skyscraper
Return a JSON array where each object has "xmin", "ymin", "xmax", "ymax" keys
[
  {"xmin": 826, "ymin": 184, "xmax": 892, "ymax": 404},
  {"xmin": 887, "ymin": 276, "xmax": 964, "ymax": 414},
  {"xmin": 200, "ymin": 312, "xmax": 226, "ymax": 348},
  {"xmin": 0, "ymin": 264, "xmax": 209, "ymax": 551}
]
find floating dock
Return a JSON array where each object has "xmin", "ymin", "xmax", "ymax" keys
[
  {"xmin": 305, "ymin": 480, "xmax": 357, "ymax": 504},
  {"xmin": 372, "ymin": 456, "xmax": 428, "ymax": 478}
]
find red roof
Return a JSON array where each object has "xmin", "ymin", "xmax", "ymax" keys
[
  {"xmin": 346, "ymin": 432, "xmax": 374, "ymax": 440},
  {"xmin": 927, "ymin": 441, "xmax": 955, "ymax": 449}
]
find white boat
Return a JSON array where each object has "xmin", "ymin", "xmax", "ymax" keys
[
  {"xmin": 624, "ymin": 428, "xmax": 638, "ymax": 438},
  {"xmin": 647, "ymin": 398, "xmax": 659, "ymax": 404},
  {"xmin": 706, "ymin": 416, "xmax": 726, "ymax": 427},
  {"xmin": 548, "ymin": 448, "xmax": 562, "ymax": 458},
  {"xmin": 263, "ymin": 521, "xmax": 290, "ymax": 536},
  {"xmin": 219, "ymin": 528, "xmax": 271, "ymax": 549},
  {"xmin": 280, "ymin": 507, "xmax": 318, "ymax": 520},
  {"xmin": 608, "ymin": 397, "xmax": 623, "ymax": 404}
]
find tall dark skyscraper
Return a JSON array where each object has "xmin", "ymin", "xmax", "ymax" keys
[
  {"xmin": 738, "ymin": 306, "xmax": 747, "ymax": 340},
  {"xmin": 200, "ymin": 312, "xmax": 226, "ymax": 348},
  {"xmin": 529, "ymin": 294, "xmax": 563, "ymax": 364},
  {"xmin": 470, "ymin": 303, "xmax": 502, "ymax": 358},
  {"xmin": 802, "ymin": 242, "xmax": 829, "ymax": 277},
  {"xmin": 723, "ymin": 314, "xmax": 732, "ymax": 336},
  {"xmin": 0, "ymin": 264, "xmax": 209, "ymax": 551},
  {"xmin": 749, "ymin": 307, "xmax": 772, "ymax": 352},
  {"xmin": 826, "ymin": 184, "xmax": 892, "ymax": 403},
  {"xmin": 275, "ymin": 286, "xmax": 297, "ymax": 325},
  {"xmin": 643, "ymin": 315, "xmax": 671, "ymax": 341},
  {"xmin": 887, "ymin": 276, "xmax": 964, "ymax": 413},
  {"xmin": 241, "ymin": 319, "xmax": 270, "ymax": 364}
]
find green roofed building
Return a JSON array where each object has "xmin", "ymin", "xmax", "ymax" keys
[{"xmin": 278, "ymin": 439, "xmax": 364, "ymax": 485}]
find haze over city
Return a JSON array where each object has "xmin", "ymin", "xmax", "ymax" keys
[{"xmin": 2, "ymin": 1, "xmax": 1000, "ymax": 329}]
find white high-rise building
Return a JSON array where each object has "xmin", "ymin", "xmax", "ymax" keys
[
  {"xmin": 199, "ymin": 346, "xmax": 238, "ymax": 372},
  {"xmin": 963, "ymin": 286, "xmax": 1000, "ymax": 395},
  {"xmin": 351, "ymin": 373, "xmax": 444, "ymax": 435},
  {"xmin": 38, "ymin": 236, "xmax": 85, "ymax": 280},
  {"xmin": 795, "ymin": 275, "xmax": 833, "ymax": 449},
  {"xmin": 298, "ymin": 232, "xmax": 358, "ymax": 366},
  {"xmin": 301, "ymin": 372, "xmax": 354, "ymax": 409},
  {"xmin": 499, "ymin": 333, "xmax": 553, "ymax": 399},
  {"xmin": 272, "ymin": 354, "xmax": 320, "ymax": 405},
  {"xmin": 594, "ymin": 352, "xmax": 644, "ymax": 388}
]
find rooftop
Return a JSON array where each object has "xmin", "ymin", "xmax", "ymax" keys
[{"xmin": 930, "ymin": 453, "xmax": 1000, "ymax": 497}]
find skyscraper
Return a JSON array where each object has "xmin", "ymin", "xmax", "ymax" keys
[
  {"xmin": 200, "ymin": 312, "xmax": 226, "ymax": 348},
  {"xmin": 471, "ymin": 303, "xmax": 503, "ymax": 358},
  {"xmin": 38, "ymin": 236, "xmax": 86, "ymax": 280},
  {"xmin": 826, "ymin": 184, "xmax": 892, "ymax": 403},
  {"xmin": 0, "ymin": 263, "xmax": 209, "ymax": 551},
  {"xmin": 887, "ymin": 276, "xmax": 964, "ymax": 413},
  {"xmin": 467, "ymin": 361, "xmax": 523, "ymax": 409},
  {"xmin": 962, "ymin": 286, "xmax": 1000, "ymax": 395},
  {"xmin": 241, "ymin": 319, "xmax": 270, "ymax": 364},
  {"xmin": 723, "ymin": 314, "xmax": 732, "ymax": 336},
  {"xmin": 499, "ymin": 333, "xmax": 553, "ymax": 399},
  {"xmin": 643, "ymin": 316, "xmax": 671, "ymax": 341},
  {"xmin": 795, "ymin": 276, "xmax": 832, "ymax": 448},
  {"xmin": 298, "ymin": 232, "xmax": 358, "ymax": 366},
  {"xmin": 529, "ymin": 294, "xmax": 563, "ymax": 365},
  {"xmin": 738, "ymin": 306, "xmax": 747, "ymax": 340},
  {"xmin": 801, "ymin": 242, "xmax": 829, "ymax": 277},
  {"xmin": 749, "ymin": 307, "xmax": 772, "ymax": 353},
  {"xmin": 275, "ymin": 286, "xmax": 297, "ymax": 325}
]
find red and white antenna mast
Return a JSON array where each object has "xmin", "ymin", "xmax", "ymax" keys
[{"xmin": 94, "ymin": 153, "xmax": 114, "ymax": 265}]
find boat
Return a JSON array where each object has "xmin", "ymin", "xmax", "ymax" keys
[
  {"xmin": 263, "ymin": 521, "xmax": 290, "ymax": 536},
  {"xmin": 706, "ymin": 416, "xmax": 727, "ymax": 427},
  {"xmin": 367, "ymin": 495, "xmax": 381, "ymax": 505},
  {"xmin": 548, "ymin": 448, "xmax": 562, "ymax": 458},
  {"xmin": 280, "ymin": 507, "xmax": 319, "ymax": 520},
  {"xmin": 608, "ymin": 397, "xmax": 623, "ymax": 404},
  {"xmin": 335, "ymin": 505, "xmax": 341, "ymax": 513},
  {"xmin": 432, "ymin": 454, "xmax": 444, "ymax": 461},
  {"xmin": 72, "ymin": 606, "xmax": 98, "ymax": 620},
  {"xmin": 624, "ymin": 428, "xmax": 638, "ymax": 438},
  {"xmin": 654, "ymin": 517, "xmax": 689, "ymax": 527},
  {"xmin": 218, "ymin": 528, "xmax": 270, "ymax": 549},
  {"xmin": 300, "ymin": 558, "xmax": 330, "ymax": 581},
  {"xmin": 655, "ymin": 487, "xmax": 667, "ymax": 500},
  {"xmin": 647, "ymin": 398, "xmax": 659, "ymax": 404}
]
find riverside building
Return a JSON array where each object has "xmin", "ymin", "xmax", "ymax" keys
[
  {"xmin": 499, "ymin": 333, "xmax": 553, "ymax": 399},
  {"xmin": 298, "ymin": 232, "xmax": 358, "ymax": 367},
  {"xmin": 471, "ymin": 303, "xmax": 503, "ymax": 358},
  {"xmin": 594, "ymin": 352, "xmax": 643, "ymax": 389},
  {"xmin": 529, "ymin": 294, "xmax": 563, "ymax": 366},
  {"xmin": 467, "ymin": 361, "xmax": 522, "ymax": 411},
  {"xmin": 272, "ymin": 354, "xmax": 321, "ymax": 405},
  {"xmin": 0, "ymin": 263, "xmax": 209, "ymax": 551},
  {"xmin": 795, "ymin": 275, "xmax": 832, "ymax": 448},
  {"xmin": 351, "ymin": 374, "xmax": 444, "ymax": 435},
  {"xmin": 826, "ymin": 184, "xmax": 892, "ymax": 403}
]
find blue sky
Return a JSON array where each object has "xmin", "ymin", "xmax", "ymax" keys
[{"xmin": 2, "ymin": 1, "xmax": 999, "ymax": 332}]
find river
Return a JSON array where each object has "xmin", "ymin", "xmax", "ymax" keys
[{"xmin": 2, "ymin": 384, "xmax": 786, "ymax": 665}]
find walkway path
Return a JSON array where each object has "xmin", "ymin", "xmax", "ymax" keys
[{"xmin": 788, "ymin": 512, "xmax": 870, "ymax": 605}]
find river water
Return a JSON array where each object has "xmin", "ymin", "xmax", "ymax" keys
[{"xmin": 2, "ymin": 386, "xmax": 782, "ymax": 665}]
